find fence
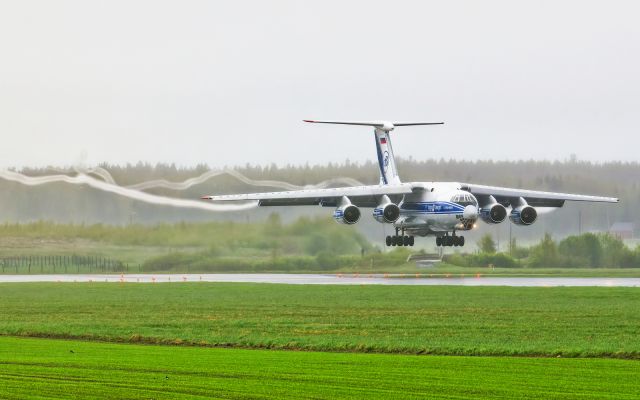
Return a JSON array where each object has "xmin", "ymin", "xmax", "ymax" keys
[{"xmin": 0, "ymin": 255, "xmax": 128, "ymax": 274}]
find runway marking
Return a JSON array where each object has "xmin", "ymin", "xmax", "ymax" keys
[{"xmin": 0, "ymin": 274, "xmax": 639, "ymax": 287}]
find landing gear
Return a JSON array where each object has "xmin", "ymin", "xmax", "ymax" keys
[
  {"xmin": 386, "ymin": 235, "xmax": 414, "ymax": 247},
  {"xmin": 386, "ymin": 228, "xmax": 415, "ymax": 247},
  {"xmin": 436, "ymin": 233, "xmax": 465, "ymax": 247}
]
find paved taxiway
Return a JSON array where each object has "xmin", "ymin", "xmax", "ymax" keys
[{"xmin": 0, "ymin": 274, "xmax": 639, "ymax": 286}]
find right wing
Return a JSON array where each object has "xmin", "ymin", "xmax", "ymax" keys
[
  {"xmin": 201, "ymin": 184, "xmax": 418, "ymax": 207},
  {"xmin": 461, "ymin": 183, "xmax": 619, "ymax": 207}
]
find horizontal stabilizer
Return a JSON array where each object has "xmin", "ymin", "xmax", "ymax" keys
[
  {"xmin": 394, "ymin": 122, "xmax": 444, "ymax": 126},
  {"xmin": 303, "ymin": 120, "xmax": 386, "ymax": 128},
  {"xmin": 303, "ymin": 120, "xmax": 443, "ymax": 131}
]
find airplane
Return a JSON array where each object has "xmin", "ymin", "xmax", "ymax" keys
[{"xmin": 201, "ymin": 120, "xmax": 619, "ymax": 247}]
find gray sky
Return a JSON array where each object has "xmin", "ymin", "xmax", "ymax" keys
[{"xmin": 0, "ymin": 1, "xmax": 638, "ymax": 168}]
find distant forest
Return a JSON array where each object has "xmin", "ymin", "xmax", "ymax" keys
[{"xmin": 0, "ymin": 158, "xmax": 635, "ymax": 247}]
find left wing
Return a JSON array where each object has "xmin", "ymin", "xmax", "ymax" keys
[
  {"xmin": 461, "ymin": 183, "xmax": 619, "ymax": 207},
  {"xmin": 201, "ymin": 184, "xmax": 418, "ymax": 207}
]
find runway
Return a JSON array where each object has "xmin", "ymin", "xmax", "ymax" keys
[{"xmin": 0, "ymin": 274, "xmax": 639, "ymax": 287}]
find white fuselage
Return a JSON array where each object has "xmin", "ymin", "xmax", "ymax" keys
[{"xmin": 394, "ymin": 182, "xmax": 478, "ymax": 236}]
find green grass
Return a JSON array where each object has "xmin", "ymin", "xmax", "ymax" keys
[
  {"xmin": 0, "ymin": 236, "xmax": 164, "ymax": 267},
  {"xmin": 3, "ymin": 235, "xmax": 640, "ymax": 275},
  {"xmin": 3, "ymin": 229, "xmax": 640, "ymax": 275},
  {"xmin": 1, "ymin": 283, "xmax": 639, "ymax": 358},
  {"xmin": 1, "ymin": 336, "xmax": 638, "ymax": 399},
  {"xmin": 3, "ymin": 221, "xmax": 640, "ymax": 275},
  {"xmin": 0, "ymin": 218, "xmax": 371, "ymax": 256}
]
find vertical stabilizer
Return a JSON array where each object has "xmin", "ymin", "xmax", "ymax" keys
[{"xmin": 374, "ymin": 128, "xmax": 401, "ymax": 185}]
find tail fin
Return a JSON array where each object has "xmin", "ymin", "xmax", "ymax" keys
[
  {"xmin": 303, "ymin": 120, "xmax": 443, "ymax": 186},
  {"xmin": 374, "ymin": 127, "xmax": 400, "ymax": 185}
]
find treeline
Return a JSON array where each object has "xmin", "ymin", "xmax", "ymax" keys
[
  {"xmin": 445, "ymin": 233, "xmax": 640, "ymax": 269},
  {"xmin": 0, "ymin": 216, "xmax": 370, "ymax": 252},
  {"xmin": 0, "ymin": 159, "xmax": 634, "ymax": 238}
]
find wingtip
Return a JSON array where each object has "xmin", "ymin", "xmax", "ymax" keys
[
  {"xmin": 303, "ymin": 120, "xmax": 315, "ymax": 123},
  {"xmin": 200, "ymin": 196, "xmax": 211, "ymax": 200}
]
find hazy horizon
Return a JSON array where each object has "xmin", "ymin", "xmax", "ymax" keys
[{"xmin": 7, "ymin": 155, "xmax": 640, "ymax": 172}]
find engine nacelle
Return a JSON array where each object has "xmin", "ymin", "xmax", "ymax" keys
[
  {"xmin": 373, "ymin": 203, "xmax": 400, "ymax": 223},
  {"xmin": 333, "ymin": 204, "xmax": 361, "ymax": 225},
  {"xmin": 509, "ymin": 205, "xmax": 538, "ymax": 226},
  {"xmin": 479, "ymin": 203, "xmax": 507, "ymax": 224}
]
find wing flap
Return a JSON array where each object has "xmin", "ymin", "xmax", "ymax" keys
[
  {"xmin": 258, "ymin": 199, "xmax": 321, "ymax": 206},
  {"xmin": 202, "ymin": 184, "xmax": 415, "ymax": 208},
  {"xmin": 463, "ymin": 183, "xmax": 618, "ymax": 206}
]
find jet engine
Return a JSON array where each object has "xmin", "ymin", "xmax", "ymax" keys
[
  {"xmin": 509, "ymin": 205, "xmax": 538, "ymax": 225},
  {"xmin": 479, "ymin": 203, "xmax": 507, "ymax": 224},
  {"xmin": 373, "ymin": 196, "xmax": 400, "ymax": 223},
  {"xmin": 333, "ymin": 200, "xmax": 361, "ymax": 225}
]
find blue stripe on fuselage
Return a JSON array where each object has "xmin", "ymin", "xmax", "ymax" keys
[{"xmin": 400, "ymin": 201, "xmax": 465, "ymax": 214}]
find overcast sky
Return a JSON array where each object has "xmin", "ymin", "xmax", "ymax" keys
[{"xmin": 0, "ymin": 1, "xmax": 638, "ymax": 168}]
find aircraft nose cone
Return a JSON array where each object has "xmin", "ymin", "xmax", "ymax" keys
[{"xmin": 463, "ymin": 205, "xmax": 479, "ymax": 220}]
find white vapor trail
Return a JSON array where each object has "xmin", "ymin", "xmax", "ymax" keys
[
  {"xmin": 46, "ymin": 166, "xmax": 363, "ymax": 192},
  {"xmin": 1, "ymin": 166, "xmax": 364, "ymax": 213},
  {"xmin": 83, "ymin": 166, "xmax": 117, "ymax": 184},
  {"xmin": 45, "ymin": 165, "xmax": 117, "ymax": 185},
  {"xmin": 126, "ymin": 169, "xmax": 364, "ymax": 191},
  {"xmin": 0, "ymin": 170, "xmax": 257, "ymax": 212}
]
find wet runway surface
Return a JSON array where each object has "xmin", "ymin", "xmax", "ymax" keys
[{"xmin": 0, "ymin": 274, "xmax": 639, "ymax": 286}]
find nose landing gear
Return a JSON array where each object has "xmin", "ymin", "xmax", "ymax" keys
[{"xmin": 436, "ymin": 233, "xmax": 465, "ymax": 247}]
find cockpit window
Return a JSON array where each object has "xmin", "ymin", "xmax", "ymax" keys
[{"xmin": 451, "ymin": 193, "xmax": 477, "ymax": 207}]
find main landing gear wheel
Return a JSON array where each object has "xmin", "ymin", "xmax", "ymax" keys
[
  {"xmin": 436, "ymin": 235, "xmax": 465, "ymax": 247},
  {"xmin": 386, "ymin": 235, "xmax": 415, "ymax": 247}
]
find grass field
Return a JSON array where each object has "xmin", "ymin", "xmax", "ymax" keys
[
  {"xmin": 3, "ymin": 231, "xmax": 640, "ymax": 276},
  {"xmin": 1, "ymin": 336, "xmax": 639, "ymax": 399},
  {"xmin": 7, "ymin": 261, "xmax": 640, "ymax": 277},
  {"xmin": 1, "ymin": 283, "xmax": 639, "ymax": 358}
]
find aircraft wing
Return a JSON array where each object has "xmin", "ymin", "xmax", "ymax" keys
[
  {"xmin": 461, "ymin": 183, "xmax": 619, "ymax": 207},
  {"xmin": 201, "ymin": 184, "xmax": 417, "ymax": 207}
]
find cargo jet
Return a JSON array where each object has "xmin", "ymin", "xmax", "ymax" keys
[{"xmin": 202, "ymin": 120, "xmax": 618, "ymax": 247}]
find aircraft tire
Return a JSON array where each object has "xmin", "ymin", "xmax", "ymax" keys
[
  {"xmin": 386, "ymin": 236, "xmax": 392, "ymax": 246},
  {"xmin": 403, "ymin": 236, "xmax": 409, "ymax": 246},
  {"xmin": 409, "ymin": 236, "xmax": 415, "ymax": 246},
  {"xmin": 446, "ymin": 236, "xmax": 453, "ymax": 247},
  {"xmin": 459, "ymin": 236, "xmax": 465, "ymax": 246},
  {"xmin": 436, "ymin": 237, "xmax": 442, "ymax": 247}
]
